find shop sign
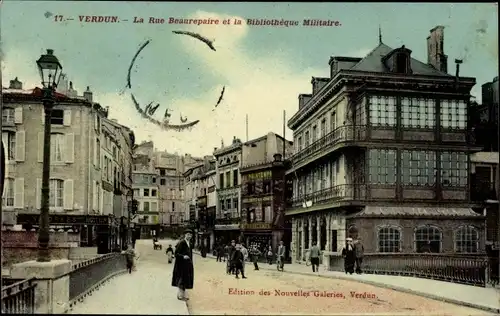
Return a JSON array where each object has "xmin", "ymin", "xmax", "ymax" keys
[
  {"xmin": 16, "ymin": 213, "xmax": 110, "ymax": 225},
  {"xmin": 242, "ymin": 196, "xmax": 272, "ymax": 203},
  {"xmin": 243, "ymin": 223, "xmax": 272, "ymax": 230},
  {"xmin": 214, "ymin": 224, "xmax": 240, "ymax": 230}
]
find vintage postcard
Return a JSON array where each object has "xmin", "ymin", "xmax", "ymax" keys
[{"xmin": 1, "ymin": 1, "xmax": 499, "ymax": 315}]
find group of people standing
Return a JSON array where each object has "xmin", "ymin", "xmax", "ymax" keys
[{"xmin": 341, "ymin": 237, "xmax": 364, "ymax": 274}]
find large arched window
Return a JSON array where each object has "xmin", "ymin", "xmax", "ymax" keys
[
  {"xmin": 414, "ymin": 225, "xmax": 442, "ymax": 253},
  {"xmin": 455, "ymin": 225, "xmax": 479, "ymax": 253},
  {"xmin": 377, "ymin": 225, "xmax": 402, "ymax": 252}
]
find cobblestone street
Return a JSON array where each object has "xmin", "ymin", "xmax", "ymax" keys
[{"xmin": 187, "ymin": 255, "xmax": 490, "ymax": 315}]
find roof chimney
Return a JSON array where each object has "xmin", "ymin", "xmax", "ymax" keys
[
  {"xmin": 83, "ymin": 86, "xmax": 93, "ymax": 103},
  {"xmin": 9, "ymin": 77, "xmax": 22, "ymax": 89},
  {"xmin": 426, "ymin": 26, "xmax": 448, "ymax": 73},
  {"xmin": 67, "ymin": 81, "xmax": 78, "ymax": 98},
  {"xmin": 454, "ymin": 59, "xmax": 463, "ymax": 90}
]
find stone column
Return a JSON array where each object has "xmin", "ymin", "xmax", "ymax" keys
[
  {"xmin": 300, "ymin": 219, "xmax": 305, "ymax": 261},
  {"xmin": 10, "ymin": 259, "xmax": 72, "ymax": 314},
  {"xmin": 324, "ymin": 215, "xmax": 332, "ymax": 270},
  {"xmin": 316, "ymin": 216, "xmax": 321, "ymax": 247},
  {"xmin": 337, "ymin": 216, "xmax": 346, "ymax": 253},
  {"xmin": 291, "ymin": 218, "xmax": 296, "ymax": 263},
  {"xmin": 308, "ymin": 216, "xmax": 312, "ymax": 250}
]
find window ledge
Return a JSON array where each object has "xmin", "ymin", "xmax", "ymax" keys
[{"xmin": 2, "ymin": 207, "xmax": 15, "ymax": 210}]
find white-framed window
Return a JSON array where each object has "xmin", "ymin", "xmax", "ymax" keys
[
  {"xmin": 304, "ymin": 130, "xmax": 310, "ymax": 147},
  {"xmin": 401, "ymin": 150, "xmax": 437, "ymax": 185},
  {"xmin": 369, "ymin": 95, "xmax": 397, "ymax": 126},
  {"xmin": 368, "ymin": 149, "xmax": 397, "ymax": 184},
  {"xmin": 151, "ymin": 202, "xmax": 158, "ymax": 213},
  {"xmin": 144, "ymin": 189, "xmax": 150, "ymax": 197},
  {"xmin": 2, "ymin": 131, "xmax": 16, "ymax": 160},
  {"xmin": 320, "ymin": 118, "xmax": 326, "ymax": 137},
  {"xmin": 95, "ymin": 138, "xmax": 100, "ymax": 167},
  {"xmin": 51, "ymin": 133, "xmax": 64, "ymax": 162},
  {"xmin": 330, "ymin": 111, "xmax": 336, "ymax": 132},
  {"xmin": 440, "ymin": 99, "xmax": 467, "ymax": 129},
  {"xmin": 2, "ymin": 178, "xmax": 15, "ymax": 207},
  {"xmin": 401, "ymin": 97, "xmax": 436, "ymax": 128},
  {"xmin": 49, "ymin": 179, "xmax": 64, "ymax": 208},
  {"xmin": 377, "ymin": 225, "xmax": 402, "ymax": 253},
  {"xmin": 143, "ymin": 201, "xmax": 150, "ymax": 212},
  {"xmin": 2, "ymin": 107, "xmax": 15, "ymax": 124},
  {"xmin": 414, "ymin": 225, "xmax": 442, "ymax": 253},
  {"xmin": 455, "ymin": 225, "xmax": 479, "ymax": 253},
  {"xmin": 297, "ymin": 136, "xmax": 303, "ymax": 151},
  {"xmin": 312, "ymin": 125, "xmax": 317, "ymax": 143},
  {"xmin": 440, "ymin": 152, "xmax": 468, "ymax": 187}
]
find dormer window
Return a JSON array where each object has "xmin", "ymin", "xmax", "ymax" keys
[{"xmin": 395, "ymin": 53, "xmax": 409, "ymax": 74}]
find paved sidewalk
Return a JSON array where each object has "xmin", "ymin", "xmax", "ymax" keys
[
  {"xmin": 194, "ymin": 251, "xmax": 500, "ymax": 314},
  {"xmin": 69, "ymin": 260, "xmax": 188, "ymax": 314}
]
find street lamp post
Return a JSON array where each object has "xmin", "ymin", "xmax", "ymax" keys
[{"xmin": 36, "ymin": 49, "xmax": 63, "ymax": 262}]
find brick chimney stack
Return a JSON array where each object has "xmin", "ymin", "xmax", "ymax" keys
[
  {"xmin": 9, "ymin": 77, "xmax": 22, "ymax": 89},
  {"xmin": 83, "ymin": 86, "xmax": 93, "ymax": 103},
  {"xmin": 426, "ymin": 26, "xmax": 448, "ymax": 73}
]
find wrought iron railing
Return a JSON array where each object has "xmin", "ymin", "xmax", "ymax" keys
[
  {"xmin": 330, "ymin": 253, "xmax": 490, "ymax": 287},
  {"xmin": 290, "ymin": 184, "xmax": 366, "ymax": 208},
  {"xmin": 292, "ymin": 125, "xmax": 367, "ymax": 167},
  {"xmin": 68, "ymin": 253, "xmax": 127, "ymax": 307},
  {"xmin": 1, "ymin": 278, "xmax": 36, "ymax": 314}
]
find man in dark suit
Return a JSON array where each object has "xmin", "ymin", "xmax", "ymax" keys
[{"xmin": 171, "ymin": 229, "xmax": 194, "ymax": 301}]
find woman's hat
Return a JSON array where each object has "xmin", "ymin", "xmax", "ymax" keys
[
  {"xmin": 184, "ymin": 229, "xmax": 193, "ymax": 234},
  {"xmin": 346, "ymin": 237, "xmax": 353, "ymax": 241}
]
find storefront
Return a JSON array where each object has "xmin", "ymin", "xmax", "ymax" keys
[
  {"xmin": 214, "ymin": 224, "xmax": 240, "ymax": 245},
  {"xmin": 16, "ymin": 213, "xmax": 119, "ymax": 253}
]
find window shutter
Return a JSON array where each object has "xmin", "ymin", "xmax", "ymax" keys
[
  {"xmin": 14, "ymin": 178, "xmax": 24, "ymax": 209},
  {"xmin": 36, "ymin": 179, "xmax": 42, "ymax": 209},
  {"xmin": 99, "ymin": 187, "xmax": 103, "ymax": 214},
  {"xmin": 63, "ymin": 179, "xmax": 74, "ymax": 210},
  {"xmin": 41, "ymin": 108, "xmax": 45, "ymax": 125},
  {"xmin": 14, "ymin": 107, "xmax": 23, "ymax": 124},
  {"xmin": 63, "ymin": 110, "xmax": 72, "ymax": 126},
  {"xmin": 93, "ymin": 181, "xmax": 97, "ymax": 210},
  {"xmin": 37, "ymin": 132, "xmax": 44, "ymax": 162},
  {"xmin": 15, "ymin": 131, "xmax": 25, "ymax": 162},
  {"xmin": 94, "ymin": 140, "xmax": 97, "ymax": 166},
  {"xmin": 65, "ymin": 133, "xmax": 75, "ymax": 163}
]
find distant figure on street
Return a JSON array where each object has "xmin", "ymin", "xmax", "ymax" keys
[
  {"xmin": 171, "ymin": 229, "xmax": 194, "ymax": 301},
  {"xmin": 277, "ymin": 241, "xmax": 286, "ymax": 271},
  {"xmin": 250, "ymin": 245, "xmax": 261, "ymax": 270},
  {"xmin": 240, "ymin": 244, "xmax": 249, "ymax": 275},
  {"xmin": 266, "ymin": 246, "xmax": 273, "ymax": 265},
  {"xmin": 353, "ymin": 238, "xmax": 364, "ymax": 274},
  {"xmin": 223, "ymin": 245, "xmax": 229, "ymax": 262},
  {"xmin": 216, "ymin": 244, "xmax": 224, "ymax": 262},
  {"xmin": 227, "ymin": 240, "xmax": 236, "ymax": 274},
  {"xmin": 342, "ymin": 238, "xmax": 356, "ymax": 275},
  {"xmin": 232, "ymin": 244, "xmax": 247, "ymax": 279},
  {"xmin": 165, "ymin": 244, "xmax": 174, "ymax": 264},
  {"xmin": 309, "ymin": 241, "xmax": 321, "ymax": 273},
  {"xmin": 124, "ymin": 244, "xmax": 137, "ymax": 274}
]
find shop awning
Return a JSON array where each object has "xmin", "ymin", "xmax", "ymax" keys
[{"xmin": 352, "ymin": 206, "xmax": 483, "ymax": 218}]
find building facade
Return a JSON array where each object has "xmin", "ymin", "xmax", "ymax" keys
[
  {"xmin": 2, "ymin": 77, "xmax": 134, "ymax": 253},
  {"xmin": 213, "ymin": 137, "xmax": 243, "ymax": 243},
  {"xmin": 240, "ymin": 132, "xmax": 294, "ymax": 253},
  {"xmin": 155, "ymin": 152, "xmax": 185, "ymax": 226},
  {"xmin": 286, "ymin": 26, "xmax": 484, "ymax": 268}
]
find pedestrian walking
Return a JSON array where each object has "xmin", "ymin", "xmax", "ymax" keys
[
  {"xmin": 171, "ymin": 229, "xmax": 194, "ymax": 301},
  {"xmin": 232, "ymin": 244, "xmax": 247, "ymax": 279},
  {"xmin": 276, "ymin": 241, "xmax": 286, "ymax": 271},
  {"xmin": 124, "ymin": 244, "xmax": 136, "ymax": 274},
  {"xmin": 216, "ymin": 244, "xmax": 224, "ymax": 262},
  {"xmin": 353, "ymin": 238, "xmax": 364, "ymax": 274},
  {"xmin": 342, "ymin": 238, "xmax": 356, "ymax": 275},
  {"xmin": 227, "ymin": 240, "xmax": 236, "ymax": 274},
  {"xmin": 309, "ymin": 241, "xmax": 321, "ymax": 273},
  {"xmin": 266, "ymin": 246, "xmax": 274, "ymax": 265},
  {"xmin": 165, "ymin": 244, "xmax": 174, "ymax": 264},
  {"xmin": 250, "ymin": 245, "xmax": 261, "ymax": 270},
  {"xmin": 240, "ymin": 244, "xmax": 249, "ymax": 276}
]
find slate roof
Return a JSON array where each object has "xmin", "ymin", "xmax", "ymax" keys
[
  {"xmin": 353, "ymin": 206, "xmax": 481, "ymax": 217},
  {"xmin": 349, "ymin": 43, "xmax": 452, "ymax": 77}
]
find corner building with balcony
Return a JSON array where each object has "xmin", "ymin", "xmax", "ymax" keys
[{"xmin": 287, "ymin": 26, "xmax": 485, "ymax": 268}]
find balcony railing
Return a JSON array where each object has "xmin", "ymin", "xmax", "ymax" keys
[
  {"xmin": 290, "ymin": 184, "xmax": 366, "ymax": 208},
  {"xmin": 292, "ymin": 125, "xmax": 367, "ymax": 167},
  {"xmin": 1, "ymin": 278, "xmax": 36, "ymax": 314},
  {"xmin": 329, "ymin": 253, "xmax": 492, "ymax": 287}
]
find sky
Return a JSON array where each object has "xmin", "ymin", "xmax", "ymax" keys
[{"xmin": 1, "ymin": 2, "xmax": 498, "ymax": 156}]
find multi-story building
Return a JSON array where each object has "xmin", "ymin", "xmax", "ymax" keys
[
  {"xmin": 155, "ymin": 152, "xmax": 201, "ymax": 226},
  {"xmin": 240, "ymin": 132, "xmax": 293, "ymax": 253},
  {"xmin": 132, "ymin": 141, "xmax": 160, "ymax": 237},
  {"xmin": 213, "ymin": 137, "xmax": 243, "ymax": 243},
  {"xmin": 192, "ymin": 157, "xmax": 216, "ymax": 251},
  {"xmin": 286, "ymin": 26, "xmax": 484, "ymax": 267},
  {"xmin": 2, "ymin": 77, "xmax": 134, "ymax": 253}
]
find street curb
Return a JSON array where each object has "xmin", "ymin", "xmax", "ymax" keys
[{"xmin": 193, "ymin": 252, "xmax": 500, "ymax": 314}]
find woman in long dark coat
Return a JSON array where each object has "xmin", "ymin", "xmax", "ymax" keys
[
  {"xmin": 171, "ymin": 229, "xmax": 194, "ymax": 301},
  {"xmin": 342, "ymin": 238, "xmax": 356, "ymax": 275}
]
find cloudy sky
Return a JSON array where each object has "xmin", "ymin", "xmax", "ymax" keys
[{"xmin": 1, "ymin": 2, "xmax": 498, "ymax": 156}]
